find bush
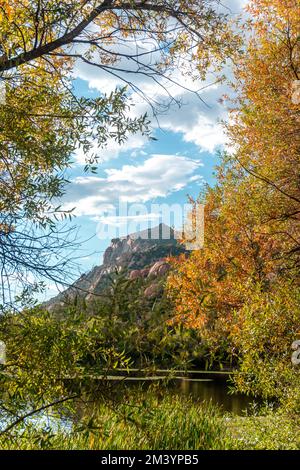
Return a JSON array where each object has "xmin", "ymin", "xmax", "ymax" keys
[{"xmin": 230, "ymin": 281, "xmax": 300, "ymax": 411}]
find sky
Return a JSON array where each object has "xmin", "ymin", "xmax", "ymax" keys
[{"xmin": 44, "ymin": 0, "xmax": 247, "ymax": 299}]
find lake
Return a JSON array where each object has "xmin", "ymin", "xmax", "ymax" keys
[
  {"xmin": 0, "ymin": 369, "xmax": 255, "ymax": 438},
  {"xmin": 80, "ymin": 369, "xmax": 255, "ymax": 415}
]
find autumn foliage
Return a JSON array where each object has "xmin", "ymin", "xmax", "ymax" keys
[{"xmin": 167, "ymin": 0, "xmax": 300, "ymax": 401}]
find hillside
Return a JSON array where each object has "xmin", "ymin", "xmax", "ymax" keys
[{"xmin": 46, "ymin": 223, "xmax": 187, "ymax": 309}]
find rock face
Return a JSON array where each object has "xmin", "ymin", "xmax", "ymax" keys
[
  {"xmin": 45, "ymin": 223, "xmax": 187, "ymax": 309},
  {"xmin": 148, "ymin": 260, "xmax": 170, "ymax": 277}
]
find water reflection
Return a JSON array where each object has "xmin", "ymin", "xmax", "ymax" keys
[
  {"xmin": 175, "ymin": 377, "xmax": 251, "ymax": 414},
  {"xmin": 104, "ymin": 372, "xmax": 254, "ymax": 415}
]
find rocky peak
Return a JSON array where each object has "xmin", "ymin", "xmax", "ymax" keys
[
  {"xmin": 102, "ymin": 223, "xmax": 178, "ymax": 268},
  {"xmin": 45, "ymin": 223, "xmax": 187, "ymax": 309}
]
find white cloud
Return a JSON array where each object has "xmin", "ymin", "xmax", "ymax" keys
[
  {"xmin": 72, "ymin": 0, "xmax": 248, "ymax": 157},
  {"xmin": 179, "ymin": 117, "xmax": 226, "ymax": 153},
  {"xmin": 149, "ymin": 82, "xmax": 230, "ymax": 152},
  {"xmin": 93, "ymin": 212, "xmax": 161, "ymax": 227},
  {"xmin": 63, "ymin": 154, "xmax": 203, "ymax": 218}
]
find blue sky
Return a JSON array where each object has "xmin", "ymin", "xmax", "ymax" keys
[{"xmin": 43, "ymin": 0, "xmax": 247, "ymax": 299}]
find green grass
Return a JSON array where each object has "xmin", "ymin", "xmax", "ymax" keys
[
  {"xmin": 1, "ymin": 394, "xmax": 300, "ymax": 450},
  {"xmin": 226, "ymin": 412, "xmax": 300, "ymax": 450},
  {"xmin": 0, "ymin": 394, "xmax": 226, "ymax": 450}
]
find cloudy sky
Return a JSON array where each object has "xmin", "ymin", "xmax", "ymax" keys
[{"xmin": 46, "ymin": 0, "xmax": 247, "ymax": 297}]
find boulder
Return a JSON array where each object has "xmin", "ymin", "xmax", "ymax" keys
[
  {"xmin": 129, "ymin": 270, "xmax": 142, "ymax": 280},
  {"xmin": 148, "ymin": 260, "xmax": 170, "ymax": 277},
  {"xmin": 144, "ymin": 283, "xmax": 161, "ymax": 299}
]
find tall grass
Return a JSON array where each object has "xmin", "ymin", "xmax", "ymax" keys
[
  {"xmin": 2, "ymin": 393, "xmax": 299, "ymax": 450},
  {"xmin": 0, "ymin": 394, "xmax": 227, "ymax": 450}
]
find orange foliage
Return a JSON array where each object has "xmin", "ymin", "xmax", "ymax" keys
[{"xmin": 167, "ymin": 0, "xmax": 300, "ymax": 354}]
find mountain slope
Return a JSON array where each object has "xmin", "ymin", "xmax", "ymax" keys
[{"xmin": 46, "ymin": 224, "xmax": 187, "ymax": 309}]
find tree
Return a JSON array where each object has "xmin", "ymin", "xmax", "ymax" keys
[
  {"xmin": 0, "ymin": 71, "xmax": 150, "ymax": 308},
  {"xmin": 0, "ymin": 1, "xmax": 233, "ymax": 88},
  {"xmin": 167, "ymin": 0, "xmax": 300, "ymax": 382},
  {"xmin": 0, "ymin": 1, "xmax": 234, "ymax": 306},
  {"xmin": 226, "ymin": 0, "xmax": 300, "ymax": 267}
]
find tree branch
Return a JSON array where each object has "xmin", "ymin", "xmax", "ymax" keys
[
  {"xmin": 0, "ymin": 394, "xmax": 79, "ymax": 435},
  {"xmin": 0, "ymin": 1, "xmax": 193, "ymax": 73}
]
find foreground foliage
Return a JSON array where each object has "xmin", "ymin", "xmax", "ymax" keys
[
  {"xmin": 227, "ymin": 410, "xmax": 300, "ymax": 450},
  {"xmin": 1, "ymin": 392, "xmax": 300, "ymax": 450},
  {"xmin": 0, "ymin": 289, "xmax": 205, "ymax": 440},
  {"xmin": 167, "ymin": 0, "xmax": 300, "ymax": 408}
]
